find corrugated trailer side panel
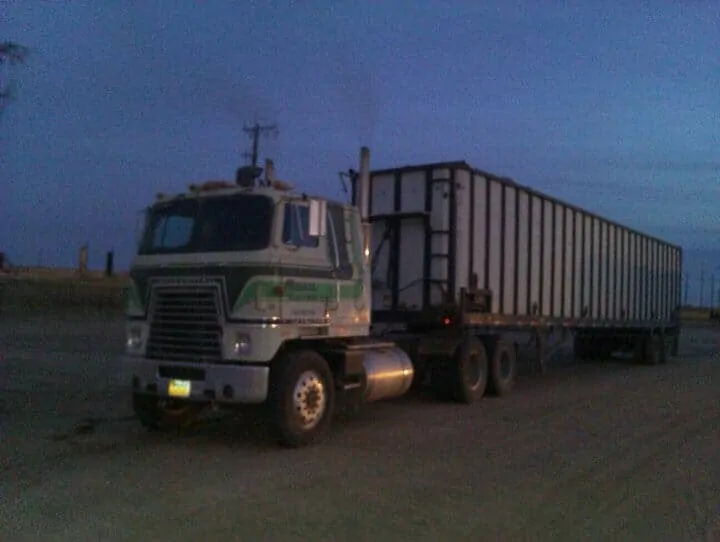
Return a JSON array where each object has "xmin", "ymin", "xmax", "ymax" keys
[
  {"xmin": 652, "ymin": 241, "xmax": 659, "ymax": 318},
  {"xmin": 367, "ymin": 172, "xmax": 395, "ymax": 312},
  {"xmin": 573, "ymin": 209, "xmax": 584, "ymax": 318},
  {"xmin": 488, "ymin": 180, "xmax": 503, "ymax": 313},
  {"xmin": 670, "ymin": 246, "xmax": 677, "ymax": 316},
  {"xmin": 503, "ymin": 185, "xmax": 518, "ymax": 315},
  {"xmin": 516, "ymin": 190, "xmax": 530, "ymax": 316},
  {"xmin": 459, "ymin": 173, "xmax": 578, "ymax": 319},
  {"xmin": 666, "ymin": 247, "xmax": 672, "ymax": 317},
  {"xmin": 395, "ymin": 170, "xmax": 427, "ymax": 311},
  {"xmin": 633, "ymin": 234, "xmax": 640, "ymax": 320},
  {"xmin": 600, "ymin": 221, "xmax": 608, "ymax": 319},
  {"xmin": 367, "ymin": 162, "xmax": 681, "ymax": 327},
  {"xmin": 631, "ymin": 231, "xmax": 637, "ymax": 318},
  {"xmin": 663, "ymin": 245, "xmax": 668, "ymax": 318},
  {"xmin": 632, "ymin": 231, "xmax": 639, "ymax": 319},
  {"xmin": 541, "ymin": 199, "xmax": 554, "ymax": 316},
  {"xmin": 643, "ymin": 236, "xmax": 648, "ymax": 318},
  {"xmin": 452, "ymin": 166, "xmax": 681, "ymax": 324},
  {"xmin": 454, "ymin": 168, "xmax": 472, "ymax": 298},
  {"xmin": 470, "ymin": 174, "xmax": 487, "ymax": 297},
  {"xmin": 635, "ymin": 232, "xmax": 644, "ymax": 320},
  {"xmin": 664, "ymin": 245, "xmax": 669, "ymax": 318},
  {"xmin": 664, "ymin": 244, "xmax": 675, "ymax": 319},
  {"xmin": 655, "ymin": 242, "xmax": 661, "ymax": 318},
  {"xmin": 612, "ymin": 226, "xmax": 619, "ymax": 318},
  {"xmin": 428, "ymin": 169, "xmax": 452, "ymax": 307},
  {"xmin": 582, "ymin": 215, "xmax": 591, "ymax": 318},
  {"xmin": 529, "ymin": 194, "xmax": 542, "ymax": 316},
  {"xmin": 552, "ymin": 203, "xmax": 563, "ymax": 318},
  {"xmin": 563, "ymin": 207, "xmax": 574, "ymax": 318},
  {"xmin": 650, "ymin": 239, "xmax": 657, "ymax": 318},
  {"xmin": 620, "ymin": 229, "xmax": 628, "ymax": 318}
]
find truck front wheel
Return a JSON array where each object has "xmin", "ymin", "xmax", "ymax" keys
[{"xmin": 269, "ymin": 349, "xmax": 336, "ymax": 448}]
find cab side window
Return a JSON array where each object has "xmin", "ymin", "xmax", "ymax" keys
[
  {"xmin": 328, "ymin": 203, "xmax": 353, "ymax": 278},
  {"xmin": 282, "ymin": 203, "xmax": 319, "ymax": 248}
]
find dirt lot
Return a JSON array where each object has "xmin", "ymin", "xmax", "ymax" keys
[{"xmin": 1, "ymin": 315, "xmax": 719, "ymax": 541}]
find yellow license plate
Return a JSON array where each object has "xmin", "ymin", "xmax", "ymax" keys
[{"xmin": 168, "ymin": 379, "xmax": 191, "ymax": 398}]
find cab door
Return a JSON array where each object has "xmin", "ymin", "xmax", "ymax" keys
[
  {"xmin": 326, "ymin": 203, "xmax": 355, "ymax": 324},
  {"xmin": 279, "ymin": 200, "xmax": 335, "ymax": 324}
]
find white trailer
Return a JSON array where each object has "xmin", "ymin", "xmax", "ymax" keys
[{"xmin": 357, "ymin": 160, "xmax": 682, "ymax": 371}]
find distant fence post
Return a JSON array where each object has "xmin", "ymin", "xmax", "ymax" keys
[
  {"xmin": 105, "ymin": 251, "xmax": 114, "ymax": 277},
  {"xmin": 78, "ymin": 244, "xmax": 88, "ymax": 275}
]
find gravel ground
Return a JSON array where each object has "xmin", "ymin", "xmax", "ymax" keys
[{"xmin": 1, "ymin": 315, "xmax": 718, "ymax": 541}]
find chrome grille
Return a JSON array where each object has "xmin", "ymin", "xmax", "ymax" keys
[{"xmin": 146, "ymin": 286, "xmax": 223, "ymax": 362}]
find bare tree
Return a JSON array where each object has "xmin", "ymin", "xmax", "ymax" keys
[
  {"xmin": 0, "ymin": 41, "xmax": 30, "ymax": 119},
  {"xmin": 0, "ymin": 42, "xmax": 29, "ymax": 64}
]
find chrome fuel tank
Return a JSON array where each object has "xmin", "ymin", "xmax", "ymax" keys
[{"xmin": 361, "ymin": 346, "xmax": 415, "ymax": 402}]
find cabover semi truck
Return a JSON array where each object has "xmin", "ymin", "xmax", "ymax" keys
[{"xmin": 122, "ymin": 147, "xmax": 683, "ymax": 447}]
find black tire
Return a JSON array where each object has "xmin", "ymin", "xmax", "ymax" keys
[
  {"xmin": 269, "ymin": 349, "xmax": 336, "ymax": 448},
  {"xmin": 409, "ymin": 366, "xmax": 428, "ymax": 392},
  {"xmin": 660, "ymin": 334, "xmax": 674, "ymax": 365},
  {"xmin": 487, "ymin": 340, "xmax": 517, "ymax": 397},
  {"xmin": 574, "ymin": 335, "xmax": 594, "ymax": 361},
  {"xmin": 580, "ymin": 336, "xmax": 613, "ymax": 362},
  {"xmin": 665, "ymin": 333, "xmax": 678, "ymax": 362},
  {"xmin": 447, "ymin": 336, "xmax": 488, "ymax": 404},
  {"xmin": 132, "ymin": 393, "xmax": 203, "ymax": 431},
  {"xmin": 634, "ymin": 334, "xmax": 662, "ymax": 366},
  {"xmin": 670, "ymin": 332, "xmax": 680, "ymax": 357}
]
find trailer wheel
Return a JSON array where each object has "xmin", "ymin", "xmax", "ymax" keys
[
  {"xmin": 664, "ymin": 334, "xmax": 677, "ymax": 362},
  {"xmin": 660, "ymin": 334, "xmax": 674, "ymax": 364},
  {"xmin": 573, "ymin": 335, "xmax": 593, "ymax": 361},
  {"xmin": 445, "ymin": 336, "xmax": 488, "ymax": 404},
  {"xmin": 635, "ymin": 334, "xmax": 663, "ymax": 366},
  {"xmin": 670, "ymin": 332, "xmax": 680, "ymax": 358},
  {"xmin": 488, "ymin": 341, "xmax": 517, "ymax": 397},
  {"xmin": 132, "ymin": 394, "xmax": 203, "ymax": 431},
  {"xmin": 269, "ymin": 349, "xmax": 335, "ymax": 448}
]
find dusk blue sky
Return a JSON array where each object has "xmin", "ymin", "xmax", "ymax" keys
[{"xmin": 2, "ymin": 1, "xmax": 718, "ymax": 303}]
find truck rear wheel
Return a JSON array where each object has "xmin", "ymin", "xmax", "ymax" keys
[
  {"xmin": 269, "ymin": 349, "xmax": 336, "ymax": 448},
  {"xmin": 132, "ymin": 394, "xmax": 203, "ymax": 431},
  {"xmin": 435, "ymin": 336, "xmax": 488, "ymax": 404},
  {"xmin": 487, "ymin": 341, "xmax": 517, "ymax": 397}
]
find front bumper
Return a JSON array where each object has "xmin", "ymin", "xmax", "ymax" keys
[{"xmin": 121, "ymin": 357, "xmax": 270, "ymax": 404}]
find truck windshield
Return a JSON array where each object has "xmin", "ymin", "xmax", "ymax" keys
[{"xmin": 138, "ymin": 193, "xmax": 274, "ymax": 254}]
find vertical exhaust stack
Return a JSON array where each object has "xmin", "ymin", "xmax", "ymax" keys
[{"xmin": 358, "ymin": 146, "xmax": 372, "ymax": 266}]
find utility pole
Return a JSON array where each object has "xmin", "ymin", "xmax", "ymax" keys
[
  {"xmin": 242, "ymin": 122, "xmax": 278, "ymax": 169},
  {"xmin": 710, "ymin": 274, "xmax": 716, "ymax": 309}
]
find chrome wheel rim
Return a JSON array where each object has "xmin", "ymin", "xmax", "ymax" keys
[{"xmin": 293, "ymin": 370, "xmax": 327, "ymax": 429}]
